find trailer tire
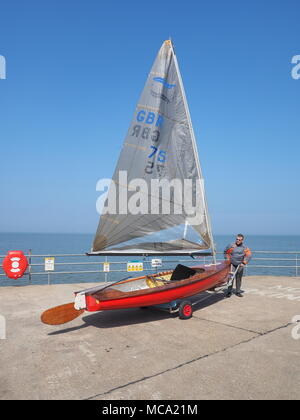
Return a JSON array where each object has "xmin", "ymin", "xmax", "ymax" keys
[{"xmin": 179, "ymin": 301, "xmax": 193, "ymax": 319}]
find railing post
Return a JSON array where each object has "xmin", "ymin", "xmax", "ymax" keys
[
  {"xmin": 105, "ymin": 256, "xmax": 108, "ymax": 283},
  {"xmin": 28, "ymin": 249, "xmax": 32, "ymax": 284},
  {"xmin": 296, "ymin": 253, "xmax": 298, "ymax": 277}
]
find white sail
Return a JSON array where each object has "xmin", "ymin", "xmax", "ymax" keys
[{"xmin": 91, "ymin": 40, "xmax": 214, "ymax": 256}]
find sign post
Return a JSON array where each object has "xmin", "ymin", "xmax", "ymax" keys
[
  {"xmin": 103, "ymin": 262, "xmax": 110, "ymax": 272},
  {"xmin": 45, "ymin": 257, "xmax": 55, "ymax": 285}
]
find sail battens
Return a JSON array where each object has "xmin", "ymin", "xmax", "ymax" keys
[
  {"xmin": 124, "ymin": 143, "xmax": 148, "ymax": 152},
  {"xmin": 91, "ymin": 40, "xmax": 214, "ymax": 255}
]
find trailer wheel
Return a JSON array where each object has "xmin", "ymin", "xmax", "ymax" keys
[{"xmin": 179, "ymin": 301, "xmax": 193, "ymax": 319}]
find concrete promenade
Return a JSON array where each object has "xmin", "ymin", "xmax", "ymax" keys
[{"xmin": 0, "ymin": 276, "xmax": 299, "ymax": 400}]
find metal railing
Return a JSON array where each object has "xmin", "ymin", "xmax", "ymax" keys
[{"xmin": 0, "ymin": 250, "xmax": 299, "ymax": 286}]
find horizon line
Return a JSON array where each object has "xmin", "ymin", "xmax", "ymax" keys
[{"xmin": 1, "ymin": 231, "xmax": 300, "ymax": 237}]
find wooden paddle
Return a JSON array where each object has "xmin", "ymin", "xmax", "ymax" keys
[
  {"xmin": 41, "ymin": 302, "xmax": 84, "ymax": 325},
  {"xmin": 41, "ymin": 276, "xmax": 132, "ymax": 325}
]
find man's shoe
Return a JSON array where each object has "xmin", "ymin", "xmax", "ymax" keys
[
  {"xmin": 236, "ymin": 293, "xmax": 243, "ymax": 297},
  {"xmin": 225, "ymin": 292, "xmax": 232, "ymax": 298}
]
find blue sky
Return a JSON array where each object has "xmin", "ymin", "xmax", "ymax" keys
[{"xmin": 0, "ymin": 0, "xmax": 299, "ymax": 235}]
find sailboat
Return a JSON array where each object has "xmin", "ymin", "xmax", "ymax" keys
[{"xmin": 41, "ymin": 40, "xmax": 230, "ymax": 325}]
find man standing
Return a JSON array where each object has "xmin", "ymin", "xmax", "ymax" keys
[{"xmin": 224, "ymin": 234, "xmax": 252, "ymax": 297}]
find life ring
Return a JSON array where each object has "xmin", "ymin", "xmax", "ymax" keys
[{"xmin": 2, "ymin": 251, "xmax": 28, "ymax": 279}]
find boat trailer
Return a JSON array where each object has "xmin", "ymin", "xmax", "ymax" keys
[{"xmin": 149, "ymin": 265, "xmax": 240, "ymax": 320}]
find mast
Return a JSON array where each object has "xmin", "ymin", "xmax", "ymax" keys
[{"xmin": 169, "ymin": 40, "xmax": 216, "ymax": 264}]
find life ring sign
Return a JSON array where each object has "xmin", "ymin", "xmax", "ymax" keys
[{"xmin": 2, "ymin": 251, "xmax": 28, "ymax": 279}]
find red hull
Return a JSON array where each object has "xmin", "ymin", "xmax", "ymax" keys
[{"xmin": 84, "ymin": 261, "xmax": 229, "ymax": 312}]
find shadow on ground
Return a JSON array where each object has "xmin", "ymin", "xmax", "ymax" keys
[{"xmin": 48, "ymin": 290, "xmax": 227, "ymax": 335}]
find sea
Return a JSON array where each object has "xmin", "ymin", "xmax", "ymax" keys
[{"xmin": 0, "ymin": 233, "xmax": 300, "ymax": 286}]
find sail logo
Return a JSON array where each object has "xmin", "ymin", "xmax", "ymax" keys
[
  {"xmin": 153, "ymin": 77, "xmax": 176, "ymax": 89},
  {"xmin": 96, "ymin": 171, "xmax": 205, "ymax": 226},
  {"xmin": 291, "ymin": 55, "xmax": 300, "ymax": 80},
  {"xmin": 151, "ymin": 77, "xmax": 176, "ymax": 104},
  {"xmin": 0, "ymin": 55, "xmax": 6, "ymax": 79}
]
